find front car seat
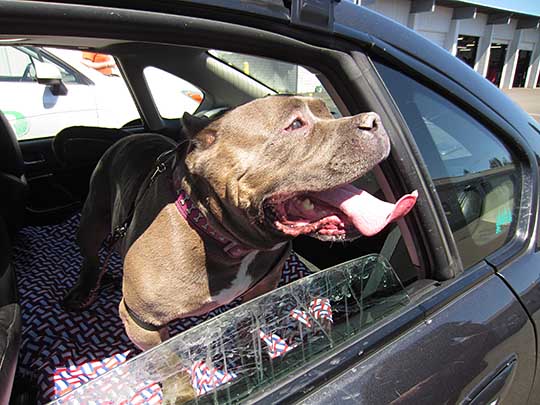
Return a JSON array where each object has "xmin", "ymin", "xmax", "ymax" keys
[{"xmin": 0, "ymin": 110, "xmax": 27, "ymax": 233}]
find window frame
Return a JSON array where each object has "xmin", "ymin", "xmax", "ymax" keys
[{"xmin": 366, "ymin": 44, "xmax": 537, "ymax": 272}]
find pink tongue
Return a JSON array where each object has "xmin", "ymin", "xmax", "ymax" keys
[{"xmin": 314, "ymin": 184, "xmax": 418, "ymax": 237}]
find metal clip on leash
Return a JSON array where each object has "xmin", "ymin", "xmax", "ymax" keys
[{"xmin": 150, "ymin": 162, "xmax": 166, "ymax": 184}]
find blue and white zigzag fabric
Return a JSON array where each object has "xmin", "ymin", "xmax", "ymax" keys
[{"xmin": 13, "ymin": 214, "xmax": 308, "ymax": 403}]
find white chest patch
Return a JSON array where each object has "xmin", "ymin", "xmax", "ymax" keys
[{"xmin": 211, "ymin": 250, "xmax": 258, "ymax": 306}]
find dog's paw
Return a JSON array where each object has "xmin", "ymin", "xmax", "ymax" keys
[
  {"xmin": 62, "ymin": 284, "xmax": 98, "ymax": 311},
  {"xmin": 161, "ymin": 372, "xmax": 195, "ymax": 405}
]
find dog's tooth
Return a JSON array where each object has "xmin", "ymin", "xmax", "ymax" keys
[{"xmin": 302, "ymin": 198, "xmax": 314, "ymax": 211}]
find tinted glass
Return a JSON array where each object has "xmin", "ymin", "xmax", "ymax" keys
[{"xmin": 375, "ymin": 62, "xmax": 521, "ymax": 268}]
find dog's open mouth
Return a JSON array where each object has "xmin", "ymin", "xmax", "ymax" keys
[{"xmin": 264, "ymin": 184, "xmax": 418, "ymax": 241}]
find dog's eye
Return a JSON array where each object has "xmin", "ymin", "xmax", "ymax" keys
[{"xmin": 286, "ymin": 118, "xmax": 305, "ymax": 131}]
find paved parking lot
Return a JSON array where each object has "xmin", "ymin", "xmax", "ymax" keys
[{"xmin": 503, "ymin": 88, "xmax": 540, "ymax": 123}]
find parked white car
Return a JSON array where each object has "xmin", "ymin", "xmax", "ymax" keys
[{"xmin": 0, "ymin": 46, "xmax": 202, "ymax": 139}]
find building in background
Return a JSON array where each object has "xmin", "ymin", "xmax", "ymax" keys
[{"xmin": 355, "ymin": 0, "xmax": 540, "ymax": 89}]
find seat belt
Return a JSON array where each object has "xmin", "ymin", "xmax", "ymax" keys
[
  {"xmin": 380, "ymin": 226, "xmax": 401, "ymax": 260},
  {"xmin": 294, "ymin": 252, "xmax": 322, "ymax": 273},
  {"xmin": 363, "ymin": 226, "xmax": 402, "ymax": 298},
  {"xmin": 294, "ymin": 226, "xmax": 402, "ymax": 297}
]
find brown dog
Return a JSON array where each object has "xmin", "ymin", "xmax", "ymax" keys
[{"xmin": 64, "ymin": 96, "xmax": 416, "ymax": 394}]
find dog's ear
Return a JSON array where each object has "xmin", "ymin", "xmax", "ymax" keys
[
  {"xmin": 181, "ymin": 112, "xmax": 211, "ymax": 139},
  {"xmin": 182, "ymin": 112, "xmax": 217, "ymax": 148}
]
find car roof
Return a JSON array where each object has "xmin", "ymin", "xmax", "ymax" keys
[{"xmin": 1, "ymin": 0, "xmax": 535, "ymax": 136}]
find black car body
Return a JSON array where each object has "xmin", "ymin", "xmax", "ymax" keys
[{"xmin": 0, "ymin": 1, "xmax": 539, "ymax": 404}]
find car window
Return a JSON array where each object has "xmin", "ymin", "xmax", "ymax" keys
[
  {"xmin": 143, "ymin": 66, "xmax": 203, "ymax": 119},
  {"xmin": 374, "ymin": 61, "xmax": 522, "ymax": 269},
  {"xmin": 0, "ymin": 46, "xmax": 79, "ymax": 84},
  {"xmin": 47, "ymin": 254, "xmax": 409, "ymax": 404},
  {"xmin": 210, "ymin": 50, "xmax": 341, "ymax": 117},
  {"xmin": 0, "ymin": 46, "xmax": 141, "ymax": 139},
  {"xmin": 0, "ymin": 46, "xmax": 37, "ymax": 81}
]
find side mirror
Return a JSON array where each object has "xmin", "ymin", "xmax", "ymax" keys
[{"xmin": 35, "ymin": 62, "xmax": 68, "ymax": 96}]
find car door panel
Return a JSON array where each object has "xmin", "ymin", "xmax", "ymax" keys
[
  {"xmin": 301, "ymin": 270, "xmax": 535, "ymax": 404},
  {"xmin": 466, "ymin": 355, "xmax": 517, "ymax": 405},
  {"xmin": 342, "ymin": 49, "xmax": 538, "ymax": 404},
  {"xmin": 18, "ymin": 137, "xmax": 83, "ymax": 224},
  {"xmin": 495, "ymin": 251, "xmax": 540, "ymax": 402}
]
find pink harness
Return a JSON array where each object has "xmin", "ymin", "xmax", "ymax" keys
[{"xmin": 175, "ymin": 189, "xmax": 255, "ymax": 259}]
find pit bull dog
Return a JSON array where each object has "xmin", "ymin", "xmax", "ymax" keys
[{"xmin": 64, "ymin": 95, "xmax": 416, "ymax": 399}]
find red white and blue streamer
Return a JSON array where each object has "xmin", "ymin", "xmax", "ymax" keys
[
  {"xmin": 259, "ymin": 330, "xmax": 296, "ymax": 359},
  {"xmin": 53, "ymin": 351, "xmax": 162, "ymax": 404},
  {"xmin": 309, "ymin": 298, "xmax": 333, "ymax": 323},
  {"xmin": 188, "ymin": 360, "xmax": 237, "ymax": 396},
  {"xmin": 289, "ymin": 308, "xmax": 312, "ymax": 327}
]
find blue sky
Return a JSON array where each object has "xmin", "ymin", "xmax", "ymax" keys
[{"xmin": 454, "ymin": 0, "xmax": 540, "ymax": 16}]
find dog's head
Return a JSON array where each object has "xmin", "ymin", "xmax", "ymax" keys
[{"xmin": 183, "ymin": 96, "xmax": 416, "ymax": 246}]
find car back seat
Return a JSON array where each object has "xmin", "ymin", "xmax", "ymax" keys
[
  {"xmin": 0, "ymin": 215, "xmax": 22, "ymax": 404},
  {"xmin": 53, "ymin": 126, "xmax": 129, "ymax": 167}
]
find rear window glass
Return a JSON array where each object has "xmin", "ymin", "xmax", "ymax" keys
[{"xmin": 209, "ymin": 50, "xmax": 340, "ymax": 117}]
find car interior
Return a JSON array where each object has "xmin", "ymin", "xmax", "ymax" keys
[{"xmin": 0, "ymin": 36, "xmax": 432, "ymax": 404}]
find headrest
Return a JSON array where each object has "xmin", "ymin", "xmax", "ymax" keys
[{"xmin": 53, "ymin": 126, "xmax": 128, "ymax": 166}]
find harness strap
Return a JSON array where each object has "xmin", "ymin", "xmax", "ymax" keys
[{"xmin": 105, "ymin": 140, "xmax": 188, "ymax": 251}]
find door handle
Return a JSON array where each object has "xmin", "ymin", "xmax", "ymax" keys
[
  {"xmin": 23, "ymin": 151, "xmax": 47, "ymax": 166},
  {"xmin": 461, "ymin": 355, "xmax": 517, "ymax": 405},
  {"xmin": 24, "ymin": 158, "xmax": 46, "ymax": 166}
]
